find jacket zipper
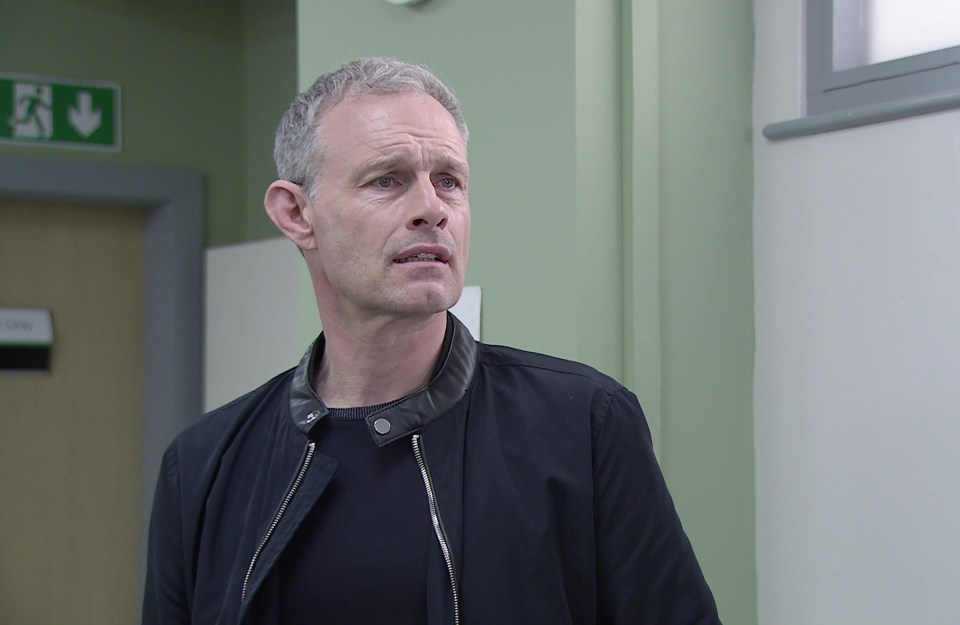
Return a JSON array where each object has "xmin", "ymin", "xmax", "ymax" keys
[
  {"xmin": 241, "ymin": 440, "xmax": 316, "ymax": 604},
  {"xmin": 412, "ymin": 433, "xmax": 460, "ymax": 625}
]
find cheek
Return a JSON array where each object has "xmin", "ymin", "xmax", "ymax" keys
[{"xmin": 317, "ymin": 211, "xmax": 370, "ymax": 253}]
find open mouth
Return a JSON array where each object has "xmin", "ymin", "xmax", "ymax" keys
[{"xmin": 395, "ymin": 252, "xmax": 444, "ymax": 263}]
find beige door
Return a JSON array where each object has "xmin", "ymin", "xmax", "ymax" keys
[{"xmin": 0, "ymin": 198, "xmax": 144, "ymax": 625}]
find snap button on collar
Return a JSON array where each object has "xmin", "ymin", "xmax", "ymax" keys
[{"xmin": 373, "ymin": 417, "xmax": 392, "ymax": 435}]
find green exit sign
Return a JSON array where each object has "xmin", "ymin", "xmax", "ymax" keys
[{"xmin": 0, "ymin": 73, "xmax": 120, "ymax": 151}]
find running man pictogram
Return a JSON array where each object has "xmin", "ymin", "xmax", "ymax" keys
[{"xmin": 7, "ymin": 83, "xmax": 53, "ymax": 139}]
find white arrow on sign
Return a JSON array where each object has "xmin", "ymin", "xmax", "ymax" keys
[{"xmin": 68, "ymin": 91, "xmax": 102, "ymax": 138}]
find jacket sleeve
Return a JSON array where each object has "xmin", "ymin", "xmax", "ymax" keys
[
  {"xmin": 592, "ymin": 387, "xmax": 721, "ymax": 625},
  {"xmin": 142, "ymin": 443, "xmax": 191, "ymax": 625}
]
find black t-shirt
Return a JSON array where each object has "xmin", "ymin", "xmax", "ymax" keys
[{"xmin": 277, "ymin": 405, "xmax": 432, "ymax": 625}]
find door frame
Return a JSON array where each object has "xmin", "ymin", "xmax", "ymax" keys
[{"xmin": 0, "ymin": 154, "xmax": 202, "ymax": 582}]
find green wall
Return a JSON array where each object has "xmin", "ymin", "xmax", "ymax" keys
[
  {"xmin": 0, "ymin": 0, "xmax": 294, "ymax": 246},
  {"xmin": 656, "ymin": 2, "xmax": 756, "ymax": 622},
  {"xmin": 296, "ymin": 1, "xmax": 755, "ymax": 623},
  {"xmin": 239, "ymin": 0, "xmax": 298, "ymax": 242}
]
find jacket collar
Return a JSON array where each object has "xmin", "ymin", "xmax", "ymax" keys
[{"xmin": 288, "ymin": 312, "xmax": 478, "ymax": 446}]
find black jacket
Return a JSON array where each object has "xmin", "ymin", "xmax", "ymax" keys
[{"xmin": 143, "ymin": 314, "xmax": 720, "ymax": 625}]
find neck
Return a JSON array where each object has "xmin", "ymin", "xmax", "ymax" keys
[{"xmin": 314, "ymin": 312, "xmax": 448, "ymax": 408}]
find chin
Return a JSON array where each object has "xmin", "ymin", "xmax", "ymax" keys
[{"xmin": 391, "ymin": 285, "xmax": 461, "ymax": 316}]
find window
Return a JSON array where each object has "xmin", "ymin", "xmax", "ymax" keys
[
  {"xmin": 836, "ymin": 0, "xmax": 960, "ymax": 70},
  {"xmin": 764, "ymin": 0, "xmax": 960, "ymax": 139}
]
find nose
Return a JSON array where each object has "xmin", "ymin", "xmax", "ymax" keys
[{"xmin": 408, "ymin": 177, "xmax": 447, "ymax": 230}]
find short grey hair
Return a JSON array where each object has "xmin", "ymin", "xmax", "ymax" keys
[{"xmin": 273, "ymin": 56, "xmax": 469, "ymax": 197}]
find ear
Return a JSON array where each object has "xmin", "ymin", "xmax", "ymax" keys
[{"xmin": 264, "ymin": 180, "xmax": 317, "ymax": 251}]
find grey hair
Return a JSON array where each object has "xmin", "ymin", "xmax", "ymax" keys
[{"xmin": 273, "ymin": 56, "xmax": 469, "ymax": 197}]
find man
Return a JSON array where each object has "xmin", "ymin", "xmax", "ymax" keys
[{"xmin": 143, "ymin": 57, "xmax": 720, "ymax": 625}]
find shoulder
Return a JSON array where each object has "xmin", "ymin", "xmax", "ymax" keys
[
  {"xmin": 474, "ymin": 341, "xmax": 648, "ymax": 429},
  {"xmin": 476, "ymin": 342, "xmax": 625, "ymax": 394},
  {"xmin": 473, "ymin": 342, "xmax": 642, "ymax": 429},
  {"xmin": 168, "ymin": 367, "xmax": 295, "ymax": 461}
]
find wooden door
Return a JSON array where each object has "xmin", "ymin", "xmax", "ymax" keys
[{"xmin": 0, "ymin": 198, "xmax": 145, "ymax": 625}]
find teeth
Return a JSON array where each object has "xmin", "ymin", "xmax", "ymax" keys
[{"xmin": 398, "ymin": 252, "xmax": 438, "ymax": 262}]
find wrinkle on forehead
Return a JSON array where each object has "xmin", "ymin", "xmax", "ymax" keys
[
  {"xmin": 321, "ymin": 94, "xmax": 464, "ymax": 149},
  {"xmin": 352, "ymin": 116, "xmax": 466, "ymax": 162},
  {"xmin": 357, "ymin": 135, "xmax": 468, "ymax": 171},
  {"xmin": 318, "ymin": 93, "xmax": 468, "ymax": 183}
]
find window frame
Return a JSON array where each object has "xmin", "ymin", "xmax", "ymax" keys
[
  {"xmin": 763, "ymin": 0, "xmax": 960, "ymax": 139},
  {"xmin": 807, "ymin": 0, "xmax": 960, "ymax": 115}
]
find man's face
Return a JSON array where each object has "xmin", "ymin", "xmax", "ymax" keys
[{"xmin": 304, "ymin": 92, "xmax": 470, "ymax": 324}]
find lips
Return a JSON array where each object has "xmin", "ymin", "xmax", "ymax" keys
[
  {"xmin": 396, "ymin": 252, "xmax": 439, "ymax": 263},
  {"xmin": 393, "ymin": 246, "xmax": 451, "ymax": 264}
]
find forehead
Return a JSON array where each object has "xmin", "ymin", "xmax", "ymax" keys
[{"xmin": 317, "ymin": 93, "xmax": 466, "ymax": 162}]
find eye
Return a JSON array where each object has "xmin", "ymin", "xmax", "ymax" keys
[
  {"xmin": 437, "ymin": 177, "xmax": 458, "ymax": 190},
  {"xmin": 372, "ymin": 176, "xmax": 395, "ymax": 188}
]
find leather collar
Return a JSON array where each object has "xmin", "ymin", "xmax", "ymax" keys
[{"xmin": 288, "ymin": 313, "xmax": 478, "ymax": 446}]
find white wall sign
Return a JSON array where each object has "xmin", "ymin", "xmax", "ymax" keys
[
  {"xmin": 0, "ymin": 307, "xmax": 53, "ymax": 371},
  {"xmin": 0, "ymin": 307, "xmax": 53, "ymax": 345},
  {"xmin": 451, "ymin": 285, "xmax": 481, "ymax": 340}
]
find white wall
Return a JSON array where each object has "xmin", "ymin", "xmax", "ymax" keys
[
  {"xmin": 204, "ymin": 238, "xmax": 319, "ymax": 411},
  {"xmin": 754, "ymin": 4, "xmax": 960, "ymax": 624}
]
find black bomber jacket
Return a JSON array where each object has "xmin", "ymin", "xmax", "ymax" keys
[{"xmin": 142, "ymin": 314, "xmax": 721, "ymax": 625}]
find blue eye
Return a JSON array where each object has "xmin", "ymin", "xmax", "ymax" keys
[
  {"xmin": 373, "ymin": 176, "xmax": 393, "ymax": 188},
  {"xmin": 439, "ymin": 177, "xmax": 457, "ymax": 189}
]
